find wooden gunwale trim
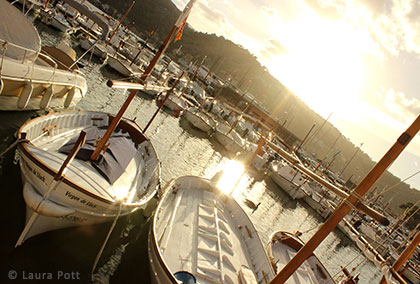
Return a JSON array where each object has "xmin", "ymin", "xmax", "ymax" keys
[
  {"xmin": 18, "ymin": 143, "xmax": 114, "ymax": 205},
  {"xmin": 151, "ymin": 178, "xmax": 182, "ymax": 283},
  {"xmin": 15, "ymin": 110, "xmax": 155, "ymax": 206}
]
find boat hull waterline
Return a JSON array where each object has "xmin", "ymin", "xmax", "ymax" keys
[{"xmin": 17, "ymin": 110, "xmax": 161, "ymax": 241}]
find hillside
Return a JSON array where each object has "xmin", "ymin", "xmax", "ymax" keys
[{"xmin": 93, "ymin": 0, "xmax": 420, "ymax": 218}]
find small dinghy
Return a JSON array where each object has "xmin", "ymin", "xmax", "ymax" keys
[
  {"xmin": 16, "ymin": 110, "xmax": 161, "ymax": 245},
  {"xmin": 267, "ymin": 231, "xmax": 335, "ymax": 284},
  {"xmin": 148, "ymin": 175, "xmax": 275, "ymax": 284}
]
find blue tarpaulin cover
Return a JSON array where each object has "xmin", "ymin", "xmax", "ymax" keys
[{"xmin": 59, "ymin": 126, "xmax": 137, "ymax": 184}]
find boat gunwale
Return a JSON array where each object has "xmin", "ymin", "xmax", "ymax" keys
[
  {"xmin": 268, "ymin": 230, "xmax": 335, "ymax": 283},
  {"xmin": 17, "ymin": 110, "xmax": 161, "ymax": 207},
  {"xmin": 150, "ymin": 175, "xmax": 275, "ymax": 283}
]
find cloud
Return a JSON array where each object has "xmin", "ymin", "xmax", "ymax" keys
[
  {"xmin": 301, "ymin": 0, "xmax": 342, "ymax": 20},
  {"xmin": 260, "ymin": 38, "xmax": 287, "ymax": 58},
  {"xmin": 357, "ymin": 0, "xmax": 392, "ymax": 17},
  {"xmin": 196, "ymin": 1, "xmax": 228, "ymax": 26},
  {"xmin": 382, "ymin": 88, "xmax": 420, "ymax": 123},
  {"xmin": 302, "ymin": 0, "xmax": 420, "ymax": 57}
]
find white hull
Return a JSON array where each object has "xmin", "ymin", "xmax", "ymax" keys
[
  {"xmin": 302, "ymin": 192, "xmax": 334, "ymax": 219},
  {"xmin": 157, "ymin": 94, "xmax": 188, "ymax": 114},
  {"xmin": 269, "ymin": 164, "xmax": 310, "ymax": 199},
  {"xmin": 21, "ymin": 182, "xmax": 121, "ymax": 239},
  {"xmin": 79, "ymin": 38, "xmax": 113, "ymax": 59},
  {"xmin": 148, "ymin": 176, "xmax": 275, "ymax": 284},
  {"xmin": 267, "ymin": 231, "xmax": 335, "ymax": 283},
  {"xmin": 213, "ymin": 124, "xmax": 244, "ymax": 154},
  {"xmin": 183, "ymin": 108, "xmax": 216, "ymax": 133},
  {"xmin": 107, "ymin": 55, "xmax": 142, "ymax": 77},
  {"xmin": 17, "ymin": 110, "xmax": 161, "ymax": 243},
  {"xmin": 50, "ymin": 17, "xmax": 77, "ymax": 34},
  {"xmin": 0, "ymin": 53, "xmax": 86, "ymax": 111}
]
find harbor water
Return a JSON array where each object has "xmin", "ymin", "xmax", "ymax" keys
[{"xmin": 1, "ymin": 21, "xmax": 382, "ymax": 283}]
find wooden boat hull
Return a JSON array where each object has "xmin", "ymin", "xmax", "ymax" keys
[
  {"xmin": 17, "ymin": 110, "xmax": 161, "ymax": 242},
  {"xmin": 267, "ymin": 231, "xmax": 335, "ymax": 284},
  {"xmin": 148, "ymin": 176, "xmax": 275, "ymax": 284}
]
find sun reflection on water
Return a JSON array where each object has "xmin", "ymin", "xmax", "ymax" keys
[{"xmin": 215, "ymin": 160, "xmax": 246, "ymax": 195}]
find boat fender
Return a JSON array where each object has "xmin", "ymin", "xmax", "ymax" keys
[
  {"xmin": 39, "ymin": 85, "xmax": 54, "ymax": 109},
  {"xmin": 23, "ymin": 182, "xmax": 75, "ymax": 217},
  {"xmin": 17, "ymin": 81, "xmax": 33, "ymax": 109},
  {"xmin": 64, "ymin": 86, "xmax": 77, "ymax": 108}
]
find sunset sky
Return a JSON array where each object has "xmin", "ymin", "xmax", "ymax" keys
[{"xmin": 172, "ymin": 0, "xmax": 420, "ymax": 190}]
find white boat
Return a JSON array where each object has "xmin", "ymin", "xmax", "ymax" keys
[
  {"xmin": 269, "ymin": 161, "xmax": 311, "ymax": 199},
  {"xmin": 79, "ymin": 36, "xmax": 114, "ymax": 59},
  {"xmin": 241, "ymin": 141, "xmax": 270, "ymax": 171},
  {"xmin": 148, "ymin": 175, "xmax": 275, "ymax": 284},
  {"xmin": 106, "ymin": 53, "xmax": 144, "ymax": 78},
  {"xmin": 267, "ymin": 231, "xmax": 335, "ymax": 284},
  {"xmin": 16, "ymin": 110, "xmax": 161, "ymax": 243},
  {"xmin": 156, "ymin": 92, "xmax": 189, "ymax": 115},
  {"xmin": 183, "ymin": 107, "xmax": 217, "ymax": 133},
  {"xmin": 302, "ymin": 190, "xmax": 335, "ymax": 219},
  {"xmin": 40, "ymin": 8, "xmax": 79, "ymax": 34},
  {"xmin": 0, "ymin": 1, "xmax": 87, "ymax": 111},
  {"xmin": 213, "ymin": 123, "xmax": 245, "ymax": 154}
]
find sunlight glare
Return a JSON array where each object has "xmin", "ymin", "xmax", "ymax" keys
[
  {"xmin": 262, "ymin": 4, "xmax": 371, "ymax": 119},
  {"xmin": 216, "ymin": 160, "xmax": 245, "ymax": 195}
]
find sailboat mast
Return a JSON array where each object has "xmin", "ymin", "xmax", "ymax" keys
[
  {"xmin": 179, "ymin": 56, "xmax": 206, "ymax": 96},
  {"xmin": 140, "ymin": 0, "xmax": 197, "ymax": 83},
  {"xmin": 90, "ymin": 0, "xmax": 197, "ymax": 161},
  {"xmin": 105, "ymin": 0, "xmax": 136, "ymax": 48},
  {"xmin": 270, "ymin": 114, "xmax": 420, "ymax": 284}
]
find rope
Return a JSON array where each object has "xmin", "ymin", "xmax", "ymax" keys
[
  {"xmin": 0, "ymin": 138, "xmax": 29, "ymax": 158},
  {"xmin": 367, "ymin": 169, "xmax": 420, "ymax": 201},
  {"xmin": 334, "ymin": 200, "xmax": 420, "ymax": 283},
  {"xmin": 90, "ymin": 202, "xmax": 123, "ymax": 281}
]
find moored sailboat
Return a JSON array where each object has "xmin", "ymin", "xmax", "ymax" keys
[
  {"xmin": 0, "ymin": 0, "xmax": 87, "ymax": 111},
  {"xmin": 269, "ymin": 161, "xmax": 311, "ymax": 199},
  {"xmin": 16, "ymin": 110, "xmax": 161, "ymax": 244},
  {"xmin": 183, "ymin": 106, "xmax": 217, "ymax": 133}
]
